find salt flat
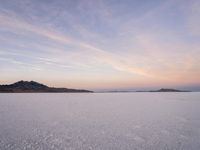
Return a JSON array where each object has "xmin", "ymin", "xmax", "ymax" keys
[{"xmin": 0, "ymin": 93, "xmax": 200, "ymax": 150}]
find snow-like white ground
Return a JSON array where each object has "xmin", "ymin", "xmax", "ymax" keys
[{"xmin": 0, "ymin": 93, "xmax": 200, "ymax": 150}]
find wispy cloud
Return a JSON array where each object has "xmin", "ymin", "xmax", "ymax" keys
[
  {"xmin": 187, "ymin": 0, "xmax": 200, "ymax": 36},
  {"xmin": 0, "ymin": 12, "xmax": 72, "ymax": 44},
  {"xmin": 0, "ymin": 11, "xmax": 153, "ymax": 77}
]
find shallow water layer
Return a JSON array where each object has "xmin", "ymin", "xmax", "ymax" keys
[{"xmin": 0, "ymin": 93, "xmax": 200, "ymax": 150}]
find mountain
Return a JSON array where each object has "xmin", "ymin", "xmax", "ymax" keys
[{"xmin": 0, "ymin": 81, "xmax": 93, "ymax": 93}]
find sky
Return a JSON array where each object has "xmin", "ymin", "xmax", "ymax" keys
[{"xmin": 0, "ymin": 0, "xmax": 200, "ymax": 91}]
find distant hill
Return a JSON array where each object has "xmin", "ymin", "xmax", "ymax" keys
[
  {"xmin": 150, "ymin": 88, "xmax": 191, "ymax": 92},
  {"xmin": 0, "ymin": 81, "xmax": 93, "ymax": 93},
  {"xmin": 98, "ymin": 88, "xmax": 191, "ymax": 93},
  {"xmin": 137, "ymin": 88, "xmax": 191, "ymax": 92}
]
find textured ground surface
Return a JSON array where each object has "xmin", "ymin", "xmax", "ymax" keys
[{"xmin": 0, "ymin": 93, "xmax": 200, "ymax": 150}]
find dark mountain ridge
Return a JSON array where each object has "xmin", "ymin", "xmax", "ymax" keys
[{"xmin": 0, "ymin": 81, "xmax": 93, "ymax": 93}]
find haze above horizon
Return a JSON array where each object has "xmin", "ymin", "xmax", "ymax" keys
[{"xmin": 0, "ymin": 0, "xmax": 200, "ymax": 91}]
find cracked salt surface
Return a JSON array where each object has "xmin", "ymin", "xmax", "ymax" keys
[{"xmin": 0, "ymin": 92, "xmax": 200, "ymax": 150}]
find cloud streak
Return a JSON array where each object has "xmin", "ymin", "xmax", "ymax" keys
[{"xmin": 0, "ymin": 11, "xmax": 154, "ymax": 77}]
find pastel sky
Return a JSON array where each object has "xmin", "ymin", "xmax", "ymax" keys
[{"xmin": 0, "ymin": 0, "xmax": 200, "ymax": 91}]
